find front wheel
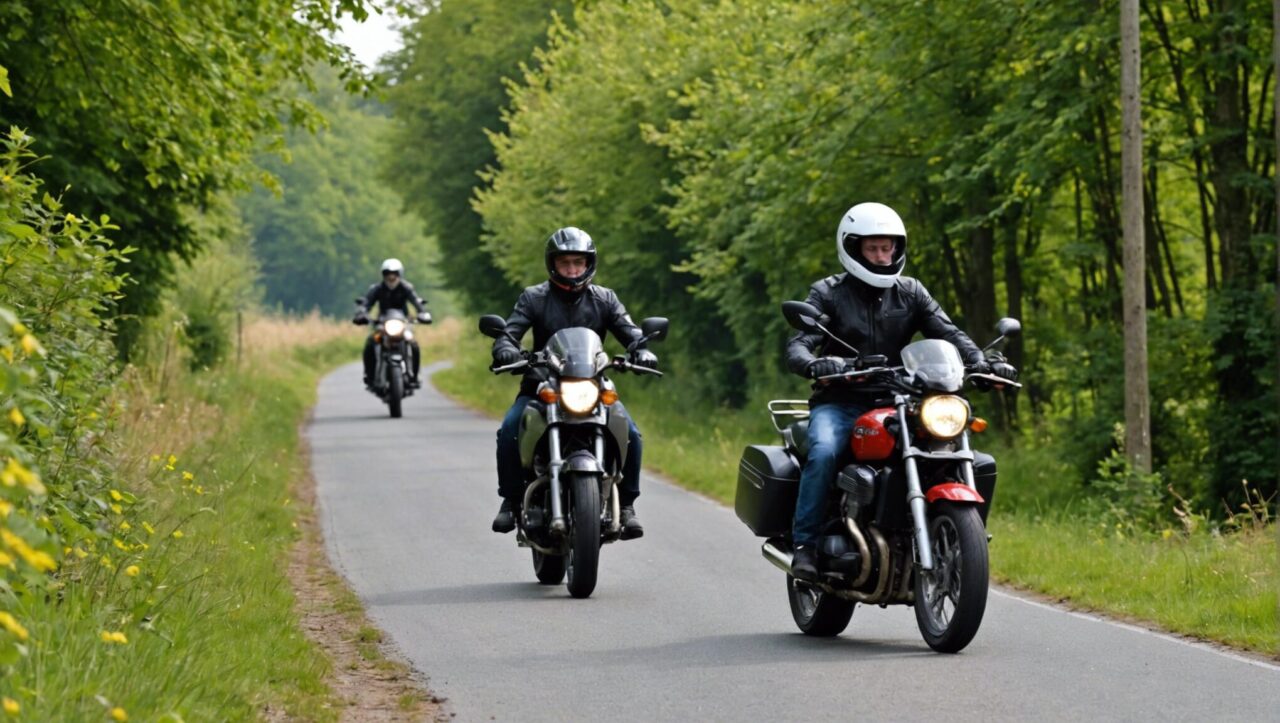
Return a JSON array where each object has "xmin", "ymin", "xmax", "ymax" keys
[
  {"xmin": 565, "ymin": 473, "xmax": 601, "ymax": 599},
  {"xmin": 387, "ymin": 364, "xmax": 404, "ymax": 418},
  {"xmin": 532, "ymin": 549, "xmax": 566, "ymax": 585},
  {"xmin": 787, "ymin": 575, "xmax": 855, "ymax": 636},
  {"xmin": 913, "ymin": 504, "xmax": 989, "ymax": 653}
]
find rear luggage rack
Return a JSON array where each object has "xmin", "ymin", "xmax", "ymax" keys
[{"xmin": 767, "ymin": 399, "xmax": 810, "ymax": 433}]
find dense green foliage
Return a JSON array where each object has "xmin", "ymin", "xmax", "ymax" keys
[
  {"xmin": 397, "ymin": 0, "xmax": 1277, "ymax": 514},
  {"xmin": 240, "ymin": 67, "xmax": 443, "ymax": 317},
  {"xmin": 382, "ymin": 0, "xmax": 571, "ymax": 310},
  {"xmin": 0, "ymin": 0, "xmax": 375, "ymax": 351},
  {"xmin": 0, "ymin": 131, "xmax": 127, "ymax": 659}
]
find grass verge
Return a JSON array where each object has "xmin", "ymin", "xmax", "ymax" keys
[
  {"xmin": 434, "ymin": 332, "xmax": 1277, "ymax": 658},
  {"xmin": 3, "ymin": 315, "xmax": 440, "ymax": 720}
]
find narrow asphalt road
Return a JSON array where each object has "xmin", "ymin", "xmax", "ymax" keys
[{"xmin": 308, "ymin": 361, "xmax": 1279, "ymax": 722}]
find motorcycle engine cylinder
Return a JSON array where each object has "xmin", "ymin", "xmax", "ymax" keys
[{"xmin": 836, "ymin": 464, "xmax": 877, "ymax": 518}]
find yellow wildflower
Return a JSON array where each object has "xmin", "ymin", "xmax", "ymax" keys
[
  {"xmin": 11, "ymin": 323, "xmax": 25, "ymax": 335},
  {"xmin": 72, "ymin": 547, "xmax": 87, "ymax": 559},
  {"xmin": 1, "ymin": 458, "xmax": 44, "ymax": 493},
  {"xmin": 0, "ymin": 611, "xmax": 29, "ymax": 641},
  {"xmin": 111, "ymin": 707, "xmax": 127, "ymax": 721},
  {"xmin": 149, "ymin": 454, "xmax": 160, "ymax": 462},
  {"xmin": 112, "ymin": 538, "xmax": 127, "ymax": 551},
  {"xmin": 125, "ymin": 565, "xmax": 140, "ymax": 577},
  {"xmin": 119, "ymin": 521, "xmax": 131, "ymax": 532},
  {"xmin": 181, "ymin": 471, "xmax": 194, "ymax": 481},
  {"xmin": 0, "ymin": 347, "xmax": 10, "ymax": 363},
  {"xmin": 110, "ymin": 504, "xmax": 122, "ymax": 515},
  {"xmin": 99, "ymin": 630, "xmax": 128, "ymax": 644},
  {"xmin": 192, "ymin": 485, "xmax": 204, "ymax": 496},
  {"xmin": 7, "ymin": 408, "xmax": 22, "ymax": 427},
  {"xmin": 0, "ymin": 551, "xmax": 13, "ymax": 569},
  {"xmin": 109, "ymin": 489, "xmax": 123, "ymax": 501},
  {"xmin": 100, "ymin": 555, "xmax": 112, "ymax": 569},
  {"xmin": 165, "ymin": 454, "xmax": 177, "ymax": 471},
  {"xmin": 0, "ymin": 529, "xmax": 56, "ymax": 572},
  {"xmin": 0, "ymin": 499, "xmax": 11, "ymax": 517},
  {"xmin": 142, "ymin": 522, "xmax": 155, "ymax": 535},
  {"xmin": 171, "ymin": 530, "xmax": 184, "ymax": 539},
  {"xmin": 19, "ymin": 333, "xmax": 42, "ymax": 356},
  {"xmin": 3, "ymin": 697, "xmax": 18, "ymax": 716}
]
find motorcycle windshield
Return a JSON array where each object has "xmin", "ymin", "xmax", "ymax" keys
[
  {"xmin": 545, "ymin": 327, "xmax": 608, "ymax": 378},
  {"xmin": 901, "ymin": 339, "xmax": 965, "ymax": 392}
]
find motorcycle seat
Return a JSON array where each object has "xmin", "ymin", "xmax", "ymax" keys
[{"xmin": 781, "ymin": 420, "xmax": 810, "ymax": 460}]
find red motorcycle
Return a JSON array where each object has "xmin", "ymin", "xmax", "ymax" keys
[{"xmin": 735, "ymin": 300, "xmax": 1020, "ymax": 653}]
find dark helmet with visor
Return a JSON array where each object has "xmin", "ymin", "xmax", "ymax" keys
[{"xmin": 545, "ymin": 227, "xmax": 597, "ymax": 292}]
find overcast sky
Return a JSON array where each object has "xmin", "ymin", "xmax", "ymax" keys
[{"xmin": 334, "ymin": 8, "xmax": 405, "ymax": 69}]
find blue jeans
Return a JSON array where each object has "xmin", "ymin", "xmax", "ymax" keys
[
  {"xmin": 793, "ymin": 402, "xmax": 866, "ymax": 547},
  {"xmin": 496, "ymin": 396, "xmax": 643, "ymax": 505}
]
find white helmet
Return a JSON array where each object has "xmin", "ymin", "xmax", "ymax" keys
[
  {"xmin": 836, "ymin": 202, "xmax": 907, "ymax": 288},
  {"xmin": 380, "ymin": 258, "xmax": 404, "ymax": 288}
]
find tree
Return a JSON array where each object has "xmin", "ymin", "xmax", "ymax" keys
[
  {"xmin": 0, "ymin": 0, "xmax": 373, "ymax": 352},
  {"xmin": 382, "ymin": 0, "xmax": 570, "ymax": 311},
  {"xmin": 1121, "ymin": 0, "xmax": 1152, "ymax": 472}
]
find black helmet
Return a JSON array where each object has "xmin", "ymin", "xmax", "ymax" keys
[{"xmin": 545, "ymin": 227, "xmax": 597, "ymax": 292}]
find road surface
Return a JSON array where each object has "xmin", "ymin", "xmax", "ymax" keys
[{"xmin": 308, "ymin": 361, "xmax": 1279, "ymax": 721}]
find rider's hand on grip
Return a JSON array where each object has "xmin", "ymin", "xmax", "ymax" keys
[
  {"xmin": 352, "ymin": 311, "xmax": 369, "ymax": 326},
  {"xmin": 991, "ymin": 361, "xmax": 1018, "ymax": 382},
  {"xmin": 630, "ymin": 349, "xmax": 659, "ymax": 370},
  {"xmin": 416, "ymin": 311, "xmax": 433, "ymax": 324},
  {"xmin": 806, "ymin": 357, "xmax": 844, "ymax": 379},
  {"xmin": 493, "ymin": 348, "xmax": 524, "ymax": 368}
]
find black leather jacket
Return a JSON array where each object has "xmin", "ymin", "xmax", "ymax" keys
[
  {"xmin": 786, "ymin": 273, "xmax": 983, "ymax": 406},
  {"xmin": 356, "ymin": 281, "xmax": 426, "ymax": 316},
  {"xmin": 493, "ymin": 282, "xmax": 644, "ymax": 397}
]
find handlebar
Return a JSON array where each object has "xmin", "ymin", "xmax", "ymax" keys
[
  {"xmin": 815, "ymin": 363, "xmax": 1020, "ymax": 391},
  {"xmin": 488, "ymin": 352, "xmax": 663, "ymax": 377}
]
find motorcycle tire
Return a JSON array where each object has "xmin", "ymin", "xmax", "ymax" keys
[
  {"xmin": 913, "ymin": 503, "xmax": 989, "ymax": 653},
  {"xmin": 532, "ymin": 549, "xmax": 567, "ymax": 585},
  {"xmin": 565, "ymin": 473, "xmax": 601, "ymax": 599},
  {"xmin": 387, "ymin": 365, "xmax": 404, "ymax": 419},
  {"xmin": 787, "ymin": 575, "xmax": 855, "ymax": 637}
]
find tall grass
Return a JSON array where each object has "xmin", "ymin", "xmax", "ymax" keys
[{"xmin": 434, "ymin": 331, "xmax": 1277, "ymax": 656}]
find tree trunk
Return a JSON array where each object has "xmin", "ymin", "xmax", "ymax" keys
[
  {"xmin": 1273, "ymin": 0, "xmax": 1279, "ymax": 509},
  {"xmin": 1121, "ymin": 0, "xmax": 1152, "ymax": 473}
]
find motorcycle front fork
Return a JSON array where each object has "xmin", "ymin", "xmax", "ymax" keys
[
  {"xmin": 895, "ymin": 397, "xmax": 978, "ymax": 572},
  {"xmin": 543, "ymin": 414, "xmax": 615, "ymax": 537}
]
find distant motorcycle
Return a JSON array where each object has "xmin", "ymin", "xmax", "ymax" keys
[
  {"xmin": 354, "ymin": 306, "xmax": 431, "ymax": 418},
  {"xmin": 735, "ymin": 300, "xmax": 1020, "ymax": 653},
  {"xmin": 478, "ymin": 314, "xmax": 668, "ymax": 598}
]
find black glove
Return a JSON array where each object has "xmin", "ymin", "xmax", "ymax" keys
[
  {"xmin": 630, "ymin": 349, "xmax": 659, "ymax": 370},
  {"xmin": 352, "ymin": 310, "xmax": 369, "ymax": 325},
  {"xmin": 416, "ymin": 311, "xmax": 433, "ymax": 324},
  {"xmin": 806, "ymin": 357, "xmax": 844, "ymax": 379},
  {"xmin": 493, "ymin": 348, "xmax": 524, "ymax": 367},
  {"xmin": 991, "ymin": 361, "xmax": 1019, "ymax": 382}
]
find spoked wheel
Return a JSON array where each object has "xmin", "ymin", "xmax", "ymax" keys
[
  {"xmin": 387, "ymin": 365, "xmax": 404, "ymax": 419},
  {"xmin": 565, "ymin": 473, "xmax": 601, "ymax": 599},
  {"xmin": 532, "ymin": 549, "xmax": 566, "ymax": 585},
  {"xmin": 787, "ymin": 575, "xmax": 855, "ymax": 637},
  {"xmin": 913, "ymin": 504, "xmax": 989, "ymax": 653}
]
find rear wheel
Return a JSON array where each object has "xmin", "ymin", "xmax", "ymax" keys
[
  {"xmin": 565, "ymin": 473, "xmax": 601, "ymax": 599},
  {"xmin": 787, "ymin": 575, "xmax": 855, "ymax": 636},
  {"xmin": 532, "ymin": 549, "xmax": 566, "ymax": 584},
  {"xmin": 913, "ymin": 504, "xmax": 988, "ymax": 653},
  {"xmin": 387, "ymin": 365, "xmax": 404, "ymax": 418}
]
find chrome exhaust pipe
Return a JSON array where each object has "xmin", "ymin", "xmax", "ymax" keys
[{"xmin": 762, "ymin": 539, "xmax": 793, "ymax": 575}]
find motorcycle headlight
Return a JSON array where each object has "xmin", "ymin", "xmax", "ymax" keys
[
  {"xmin": 559, "ymin": 379, "xmax": 600, "ymax": 415},
  {"xmin": 383, "ymin": 318, "xmax": 406, "ymax": 338},
  {"xmin": 919, "ymin": 395, "xmax": 969, "ymax": 439}
]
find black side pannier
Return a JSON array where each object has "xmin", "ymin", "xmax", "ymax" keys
[{"xmin": 735, "ymin": 445, "xmax": 801, "ymax": 537}]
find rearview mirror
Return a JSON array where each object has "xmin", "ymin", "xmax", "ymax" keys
[
  {"xmin": 781, "ymin": 301, "xmax": 824, "ymax": 331},
  {"xmin": 640, "ymin": 317, "xmax": 669, "ymax": 342},
  {"xmin": 478, "ymin": 315, "xmax": 507, "ymax": 339},
  {"xmin": 995, "ymin": 318, "xmax": 1021, "ymax": 338}
]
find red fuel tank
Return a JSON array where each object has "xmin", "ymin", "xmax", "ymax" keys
[{"xmin": 851, "ymin": 408, "xmax": 897, "ymax": 461}]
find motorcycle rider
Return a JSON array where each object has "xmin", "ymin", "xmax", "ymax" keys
[
  {"xmin": 785, "ymin": 202, "xmax": 1018, "ymax": 581},
  {"xmin": 490, "ymin": 227, "xmax": 656, "ymax": 539},
  {"xmin": 354, "ymin": 258, "xmax": 431, "ymax": 388}
]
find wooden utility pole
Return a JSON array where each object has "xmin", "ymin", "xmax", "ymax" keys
[{"xmin": 1120, "ymin": 0, "xmax": 1151, "ymax": 472}]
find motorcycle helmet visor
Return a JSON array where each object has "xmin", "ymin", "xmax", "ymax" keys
[{"xmin": 841, "ymin": 233, "xmax": 904, "ymax": 270}]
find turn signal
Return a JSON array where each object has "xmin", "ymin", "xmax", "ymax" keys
[
  {"xmin": 601, "ymin": 389, "xmax": 619, "ymax": 405},
  {"xmin": 372, "ymin": 332, "xmax": 382, "ymax": 343},
  {"xmin": 969, "ymin": 417, "xmax": 988, "ymax": 433},
  {"xmin": 538, "ymin": 387, "xmax": 559, "ymax": 404}
]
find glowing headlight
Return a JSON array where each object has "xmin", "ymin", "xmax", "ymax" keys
[
  {"xmin": 919, "ymin": 395, "xmax": 969, "ymax": 439},
  {"xmin": 383, "ymin": 318, "xmax": 407, "ymax": 338},
  {"xmin": 559, "ymin": 379, "xmax": 600, "ymax": 415}
]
